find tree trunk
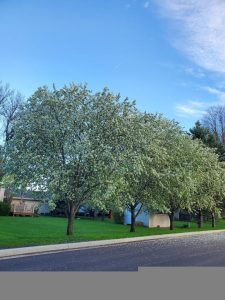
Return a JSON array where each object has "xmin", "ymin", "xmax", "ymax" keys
[
  {"xmin": 101, "ymin": 211, "xmax": 105, "ymax": 221},
  {"xmin": 130, "ymin": 205, "xmax": 136, "ymax": 232},
  {"xmin": 198, "ymin": 210, "xmax": 203, "ymax": 228},
  {"xmin": 212, "ymin": 212, "xmax": 216, "ymax": 228},
  {"xmin": 169, "ymin": 211, "xmax": 174, "ymax": 230},
  {"xmin": 67, "ymin": 202, "xmax": 76, "ymax": 235}
]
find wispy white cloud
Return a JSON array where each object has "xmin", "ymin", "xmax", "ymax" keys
[
  {"xmin": 155, "ymin": 0, "xmax": 225, "ymax": 74},
  {"xmin": 113, "ymin": 63, "xmax": 122, "ymax": 70},
  {"xmin": 176, "ymin": 86, "xmax": 225, "ymax": 117},
  {"xmin": 125, "ymin": 3, "xmax": 131, "ymax": 9},
  {"xmin": 144, "ymin": 1, "xmax": 150, "ymax": 9},
  {"xmin": 183, "ymin": 66, "xmax": 205, "ymax": 79},
  {"xmin": 125, "ymin": 0, "xmax": 151, "ymax": 10},
  {"xmin": 176, "ymin": 101, "xmax": 208, "ymax": 118},
  {"xmin": 203, "ymin": 86, "xmax": 225, "ymax": 104}
]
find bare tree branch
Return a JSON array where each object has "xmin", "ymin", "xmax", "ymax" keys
[
  {"xmin": 203, "ymin": 105, "xmax": 225, "ymax": 144},
  {"xmin": 0, "ymin": 81, "xmax": 23, "ymax": 143}
]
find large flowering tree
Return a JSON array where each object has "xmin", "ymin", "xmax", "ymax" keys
[
  {"xmin": 156, "ymin": 135, "xmax": 225, "ymax": 230},
  {"xmin": 5, "ymin": 83, "xmax": 136, "ymax": 235},
  {"xmin": 103, "ymin": 113, "xmax": 182, "ymax": 232},
  {"xmin": 188, "ymin": 143, "xmax": 225, "ymax": 228}
]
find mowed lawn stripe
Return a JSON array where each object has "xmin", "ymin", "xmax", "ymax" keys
[{"xmin": 1, "ymin": 216, "xmax": 225, "ymax": 248}]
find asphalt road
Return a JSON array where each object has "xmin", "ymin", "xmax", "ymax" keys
[{"xmin": 1, "ymin": 232, "xmax": 225, "ymax": 271}]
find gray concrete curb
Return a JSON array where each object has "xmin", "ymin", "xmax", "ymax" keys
[{"xmin": 1, "ymin": 229, "xmax": 225, "ymax": 259}]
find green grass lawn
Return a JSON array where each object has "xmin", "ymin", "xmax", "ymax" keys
[{"xmin": 0, "ymin": 216, "xmax": 225, "ymax": 248}]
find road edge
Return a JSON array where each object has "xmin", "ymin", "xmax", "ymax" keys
[{"xmin": 1, "ymin": 229, "xmax": 225, "ymax": 259}]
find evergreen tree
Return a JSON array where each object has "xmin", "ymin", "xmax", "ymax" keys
[{"xmin": 190, "ymin": 121, "xmax": 224, "ymax": 159}]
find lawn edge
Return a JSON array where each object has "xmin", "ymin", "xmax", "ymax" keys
[{"xmin": 1, "ymin": 229, "xmax": 225, "ymax": 259}]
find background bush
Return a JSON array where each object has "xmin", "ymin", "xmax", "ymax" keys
[
  {"xmin": 0, "ymin": 202, "xmax": 11, "ymax": 216},
  {"xmin": 113, "ymin": 211, "xmax": 124, "ymax": 224},
  {"xmin": 135, "ymin": 221, "xmax": 144, "ymax": 227}
]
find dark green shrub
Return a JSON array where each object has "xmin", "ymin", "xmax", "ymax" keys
[
  {"xmin": 135, "ymin": 221, "xmax": 144, "ymax": 227},
  {"xmin": 0, "ymin": 202, "xmax": 11, "ymax": 216},
  {"xmin": 113, "ymin": 211, "xmax": 124, "ymax": 224},
  {"xmin": 182, "ymin": 223, "xmax": 191, "ymax": 228},
  {"xmin": 50, "ymin": 199, "xmax": 67, "ymax": 217}
]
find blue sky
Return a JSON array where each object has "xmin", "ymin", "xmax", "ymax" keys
[{"xmin": 1, "ymin": 0, "xmax": 225, "ymax": 130}]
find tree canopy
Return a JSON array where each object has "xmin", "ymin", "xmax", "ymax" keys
[
  {"xmin": 5, "ymin": 84, "xmax": 136, "ymax": 234},
  {"xmin": 4, "ymin": 83, "xmax": 225, "ymax": 235}
]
